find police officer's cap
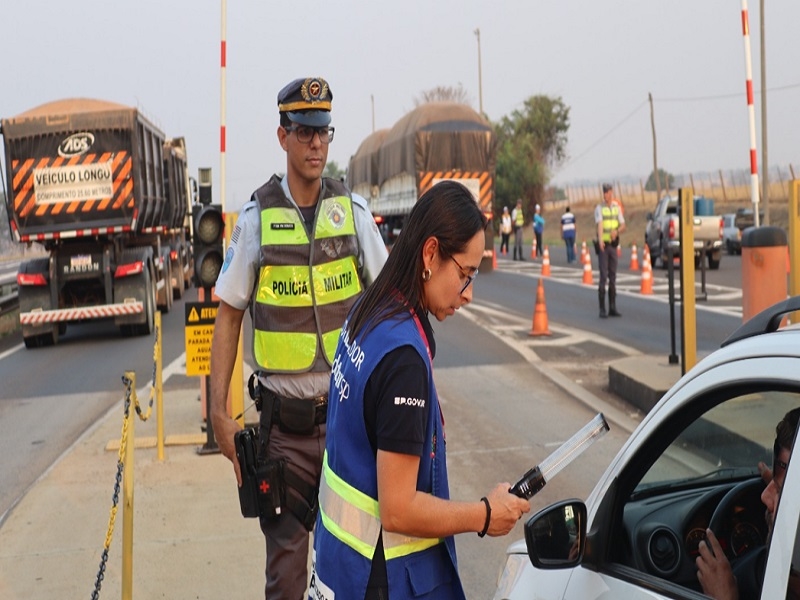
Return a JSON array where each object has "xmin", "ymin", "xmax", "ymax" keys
[{"xmin": 278, "ymin": 77, "xmax": 333, "ymax": 127}]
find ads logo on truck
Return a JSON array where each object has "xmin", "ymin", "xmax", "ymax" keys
[{"xmin": 58, "ymin": 132, "xmax": 95, "ymax": 158}]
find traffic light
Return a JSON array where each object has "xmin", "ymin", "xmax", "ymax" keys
[{"xmin": 192, "ymin": 204, "xmax": 224, "ymax": 289}]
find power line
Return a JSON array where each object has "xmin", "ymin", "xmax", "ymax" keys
[
  {"xmin": 560, "ymin": 100, "xmax": 648, "ymax": 169},
  {"xmin": 658, "ymin": 81, "xmax": 800, "ymax": 103}
]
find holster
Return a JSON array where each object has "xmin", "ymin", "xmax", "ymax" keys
[
  {"xmin": 244, "ymin": 373, "xmax": 323, "ymax": 530},
  {"xmin": 234, "ymin": 427, "xmax": 284, "ymax": 519}
]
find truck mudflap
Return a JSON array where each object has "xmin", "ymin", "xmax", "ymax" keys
[{"xmin": 20, "ymin": 300, "xmax": 143, "ymax": 324}]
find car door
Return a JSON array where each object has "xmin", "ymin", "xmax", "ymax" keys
[
  {"xmin": 759, "ymin": 421, "xmax": 800, "ymax": 599},
  {"xmin": 560, "ymin": 356, "xmax": 800, "ymax": 600}
]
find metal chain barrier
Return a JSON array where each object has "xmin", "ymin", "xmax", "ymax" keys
[
  {"xmin": 137, "ymin": 319, "xmax": 160, "ymax": 422},
  {"xmin": 90, "ymin": 323, "xmax": 159, "ymax": 598}
]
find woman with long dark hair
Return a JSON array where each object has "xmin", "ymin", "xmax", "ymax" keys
[{"xmin": 309, "ymin": 181, "xmax": 530, "ymax": 600}]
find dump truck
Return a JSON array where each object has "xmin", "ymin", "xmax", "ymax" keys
[
  {"xmin": 348, "ymin": 102, "xmax": 497, "ymax": 271},
  {"xmin": 0, "ymin": 98, "xmax": 193, "ymax": 347}
]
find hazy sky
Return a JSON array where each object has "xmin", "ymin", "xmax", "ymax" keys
[{"xmin": 2, "ymin": 1, "xmax": 799, "ymax": 212}]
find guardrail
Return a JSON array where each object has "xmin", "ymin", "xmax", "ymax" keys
[{"xmin": 0, "ymin": 271, "xmax": 18, "ymax": 318}]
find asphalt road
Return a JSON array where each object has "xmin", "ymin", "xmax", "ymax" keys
[{"xmin": 0, "ymin": 252, "xmax": 753, "ymax": 597}]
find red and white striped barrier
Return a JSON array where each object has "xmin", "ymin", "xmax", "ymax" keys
[
  {"xmin": 740, "ymin": 0, "xmax": 760, "ymax": 216},
  {"xmin": 20, "ymin": 301, "xmax": 143, "ymax": 324}
]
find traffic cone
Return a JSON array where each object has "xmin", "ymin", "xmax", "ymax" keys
[
  {"xmin": 640, "ymin": 252, "xmax": 653, "ymax": 295},
  {"xmin": 541, "ymin": 246, "xmax": 551, "ymax": 276},
  {"xmin": 629, "ymin": 244, "xmax": 640, "ymax": 271},
  {"xmin": 617, "ymin": 244, "xmax": 622, "ymax": 258},
  {"xmin": 492, "ymin": 249, "xmax": 497, "ymax": 270},
  {"xmin": 529, "ymin": 278, "xmax": 552, "ymax": 336},
  {"xmin": 582, "ymin": 250, "xmax": 593, "ymax": 285},
  {"xmin": 531, "ymin": 237, "xmax": 537, "ymax": 259}
]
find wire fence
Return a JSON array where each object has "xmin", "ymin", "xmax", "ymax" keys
[{"xmin": 557, "ymin": 164, "xmax": 799, "ymax": 212}]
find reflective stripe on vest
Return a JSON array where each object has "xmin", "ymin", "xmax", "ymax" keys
[
  {"xmin": 318, "ymin": 452, "xmax": 442, "ymax": 560},
  {"xmin": 601, "ymin": 205, "xmax": 620, "ymax": 242},
  {"xmin": 252, "ymin": 176, "xmax": 361, "ymax": 373}
]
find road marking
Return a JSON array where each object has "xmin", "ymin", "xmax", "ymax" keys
[
  {"xmin": 0, "ymin": 343, "xmax": 24, "ymax": 361},
  {"xmin": 495, "ymin": 262, "xmax": 743, "ymax": 317}
]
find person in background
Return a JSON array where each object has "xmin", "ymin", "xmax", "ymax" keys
[
  {"xmin": 595, "ymin": 183, "xmax": 625, "ymax": 318},
  {"xmin": 560, "ymin": 206, "xmax": 577, "ymax": 263},
  {"xmin": 499, "ymin": 206, "xmax": 512, "ymax": 255},
  {"xmin": 533, "ymin": 204, "xmax": 545, "ymax": 257},
  {"xmin": 512, "ymin": 198, "xmax": 525, "ymax": 260},
  {"xmin": 696, "ymin": 407, "xmax": 800, "ymax": 600},
  {"xmin": 209, "ymin": 76, "xmax": 388, "ymax": 599},
  {"xmin": 309, "ymin": 181, "xmax": 530, "ymax": 600}
]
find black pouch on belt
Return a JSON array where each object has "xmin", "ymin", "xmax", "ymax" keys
[{"xmin": 278, "ymin": 398, "xmax": 317, "ymax": 435}]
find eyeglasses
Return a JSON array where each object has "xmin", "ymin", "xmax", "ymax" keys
[
  {"xmin": 450, "ymin": 255, "xmax": 478, "ymax": 294},
  {"xmin": 284, "ymin": 125, "xmax": 335, "ymax": 144}
]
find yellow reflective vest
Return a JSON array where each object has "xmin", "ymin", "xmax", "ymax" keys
[
  {"xmin": 600, "ymin": 204, "xmax": 621, "ymax": 243},
  {"xmin": 251, "ymin": 176, "xmax": 362, "ymax": 373}
]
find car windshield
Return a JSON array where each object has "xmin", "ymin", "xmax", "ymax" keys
[{"xmin": 633, "ymin": 391, "xmax": 800, "ymax": 496}]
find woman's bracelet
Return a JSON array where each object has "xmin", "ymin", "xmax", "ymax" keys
[{"xmin": 478, "ymin": 496, "xmax": 491, "ymax": 538}]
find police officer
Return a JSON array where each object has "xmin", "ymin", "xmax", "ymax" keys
[
  {"xmin": 595, "ymin": 183, "xmax": 625, "ymax": 318},
  {"xmin": 210, "ymin": 76, "xmax": 387, "ymax": 599},
  {"xmin": 512, "ymin": 198, "xmax": 525, "ymax": 260}
]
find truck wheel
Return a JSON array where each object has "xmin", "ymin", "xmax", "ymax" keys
[
  {"xmin": 132, "ymin": 266, "xmax": 155, "ymax": 336},
  {"xmin": 658, "ymin": 241, "xmax": 669, "ymax": 270},
  {"xmin": 171, "ymin": 255, "xmax": 185, "ymax": 300},
  {"xmin": 157, "ymin": 256, "xmax": 173, "ymax": 314},
  {"xmin": 23, "ymin": 326, "xmax": 58, "ymax": 348}
]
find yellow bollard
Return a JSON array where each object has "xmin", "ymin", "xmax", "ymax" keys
[
  {"xmin": 156, "ymin": 311, "xmax": 165, "ymax": 461},
  {"xmin": 122, "ymin": 371, "xmax": 135, "ymax": 600}
]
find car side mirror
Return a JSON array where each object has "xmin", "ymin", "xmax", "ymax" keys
[
  {"xmin": 524, "ymin": 499, "xmax": 587, "ymax": 569},
  {"xmin": 646, "ymin": 212, "xmax": 653, "ymax": 221}
]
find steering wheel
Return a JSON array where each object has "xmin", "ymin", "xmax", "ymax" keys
[{"xmin": 707, "ymin": 477, "xmax": 767, "ymax": 598}]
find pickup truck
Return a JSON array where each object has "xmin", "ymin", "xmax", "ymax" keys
[{"xmin": 644, "ymin": 195, "xmax": 724, "ymax": 270}]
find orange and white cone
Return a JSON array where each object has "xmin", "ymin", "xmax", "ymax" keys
[
  {"xmin": 541, "ymin": 246, "xmax": 551, "ymax": 276},
  {"xmin": 529, "ymin": 278, "xmax": 552, "ymax": 336},
  {"xmin": 492, "ymin": 249, "xmax": 497, "ymax": 270},
  {"xmin": 531, "ymin": 237, "xmax": 538, "ymax": 259},
  {"xmin": 582, "ymin": 249, "xmax": 594, "ymax": 285},
  {"xmin": 640, "ymin": 252, "xmax": 653, "ymax": 295},
  {"xmin": 629, "ymin": 244, "xmax": 640, "ymax": 271}
]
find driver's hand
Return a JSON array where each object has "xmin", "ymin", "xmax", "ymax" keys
[{"xmin": 696, "ymin": 528, "xmax": 738, "ymax": 600}]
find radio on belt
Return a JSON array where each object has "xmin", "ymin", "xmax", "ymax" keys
[{"xmin": 510, "ymin": 413, "xmax": 610, "ymax": 499}]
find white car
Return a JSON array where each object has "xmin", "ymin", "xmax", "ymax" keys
[{"xmin": 494, "ymin": 296, "xmax": 800, "ymax": 600}]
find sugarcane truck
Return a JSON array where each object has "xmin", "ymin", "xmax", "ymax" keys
[
  {"xmin": 0, "ymin": 98, "xmax": 194, "ymax": 348},
  {"xmin": 347, "ymin": 102, "xmax": 497, "ymax": 271}
]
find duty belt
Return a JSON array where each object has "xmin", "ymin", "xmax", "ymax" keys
[{"xmin": 263, "ymin": 389, "xmax": 328, "ymax": 426}]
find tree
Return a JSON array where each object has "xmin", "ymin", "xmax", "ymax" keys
[
  {"xmin": 645, "ymin": 168, "xmax": 674, "ymax": 193},
  {"xmin": 414, "ymin": 84, "xmax": 472, "ymax": 107},
  {"xmin": 323, "ymin": 160, "xmax": 345, "ymax": 181},
  {"xmin": 493, "ymin": 95, "xmax": 569, "ymax": 220}
]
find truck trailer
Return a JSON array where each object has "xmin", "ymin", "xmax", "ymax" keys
[
  {"xmin": 1, "ymin": 98, "xmax": 193, "ymax": 347},
  {"xmin": 348, "ymin": 102, "xmax": 497, "ymax": 271}
]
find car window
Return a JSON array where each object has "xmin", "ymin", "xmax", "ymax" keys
[{"xmin": 635, "ymin": 391, "xmax": 799, "ymax": 495}]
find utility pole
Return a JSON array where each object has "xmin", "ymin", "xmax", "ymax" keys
[
  {"xmin": 649, "ymin": 93, "xmax": 661, "ymax": 201},
  {"xmin": 474, "ymin": 28, "xmax": 483, "ymax": 116},
  {"xmin": 760, "ymin": 0, "xmax": 769, "ymax": 224}
]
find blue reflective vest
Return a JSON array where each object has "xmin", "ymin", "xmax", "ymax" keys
[{"xmin": 309, "ymin": 309, "xmax": 465, "ymax": 600}]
